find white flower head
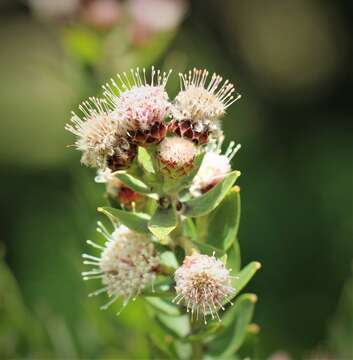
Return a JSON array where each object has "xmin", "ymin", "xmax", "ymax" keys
[
  {"xmin": 65, "ymin": 97, "xmax": 124, "ymax": 168},
  {"xmin": 191, "ymin": 141, "xmax": 241, "ymax": 196},
  {"xmin": 172, "ymin": 68, "xmax": 241, "ymax": 130},
  {"xmin": 103, "ymin": 67, "xmax": 172, "ymax": 140},
  {"xmin": 82, "ymin": 223, "xmax": 159, "ymax": 311},
  {"xmin": 157, "ymin": 137, "xmax": 197, "ymax": 177},
  {"xmin": 173, "ymin": 252, "xmax": 235, "ymax": 323}
]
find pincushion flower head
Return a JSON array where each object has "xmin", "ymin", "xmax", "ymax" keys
[
  {"xmin": 169, "ymin": 68, "xmax": 241, "ymax": 144},
  {"xmin": 65, "ymin": 97, "xmax": 136, "ymax": 170},
  {"xmin": 191, "ymin": 141, "xmax": 241, "ymax": 196},
  {"xmin": 157, "ymin": 137, "xmax": 197, "ymax": 178},
  {"xmin": 103, "ymin": 67, "xmax": 172, "ymax": 145},
  {"xmin": 82, "ymin": 223, "xmax": 159, "ymax": 310},
  {"xmin": 173, "ymin": 252, "xmax": 235, "ymax": 323}
]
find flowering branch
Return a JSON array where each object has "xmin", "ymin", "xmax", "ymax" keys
[{"xmin": 66, "ymin": 66, "xmax": 261, "ymax": 358}]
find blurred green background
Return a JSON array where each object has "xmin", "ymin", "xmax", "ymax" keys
[{"xmin": 1, "ymin": 0, "xmax": 352, "ymax": 359}]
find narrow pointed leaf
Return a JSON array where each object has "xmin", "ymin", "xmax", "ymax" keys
[
  {"xmin": 156, "ymin": 314, "xmax": 190, "ymax": 338},
  {"xmin": 98, "ymin": 207, "xmax": 150, "ymax": 234},
  {"xmin": 138, "ymin": 146, "xmax": 155, "ymax": 174},
  {"xmin": 145, "ymin": 297, "xmax": 180, "ymax": 316},
  {"xmin": 231, "ymin": 262, "xmax": 262, "ymax": 298},
  {"xmin": 148, "ymin": 206, "xmax": 177, "ymax": 239},
  {"xmin": 208, "ymin": 293, "xmax": 257, "ymax": 356},
  {"xmin": 182, "ymin": 171, "xmax": 241, "ymax": 218},
  {"xmin": 115, "ymin": 171, "xmax": 153, "ymax": 195}
]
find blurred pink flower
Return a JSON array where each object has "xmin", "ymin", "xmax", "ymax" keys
[
  {"xmin": 80, "ymin": 0, "xmax": 122, "ymax": 30},
  {"xmin": 128, "ymin": 0, "xmax": 187, "ymax": 44}
]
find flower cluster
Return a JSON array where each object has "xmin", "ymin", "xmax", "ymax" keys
[
  {"xmin": 70, "ymin": 66, "xmax": 248, "ymax": 324},
  {"xmin": 66, "ymin": 67, "xmax": 240, "ymax": 176}
]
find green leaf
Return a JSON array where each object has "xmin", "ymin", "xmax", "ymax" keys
[
  {"xmin": 146, "ymin": 322, "xmax": 178, "ymax": 359},
  {"xmin": 145, "ymin": 297, "xmax": 180, "ymax": 316},
  {"xmin": 114, "ymin": 171, "xmax": 153, "ymax": 195},
  {"xmin": 142, "ymin": 277, "xmax": 174, "ymax": 298},
  {"xmin": 231, "ymin": 262, "xmax": 262, "ymax": 299},
  {"xmin": 148, "ymin": 206, "xmax": 177, "ymax": 239},
  {"xmin": 182, "ymin": 171, "xmax": 241, "ymax": 218},
  {"xmin": 208, "ymin": 293, "xmax": 257, "ymax": 357},
  {"xmin": 160, "ymin": 251, "xmax": 179, "ymax": 270},
  {"xmin": 138, "ymin": 146, "xmax": 155, "ymax": 174},
  {"xmin": 182, "ymin": 218, "xmax": 197, "ymax": 241},
  {"xmin": 187, "ymin": 322, "xmax": 223, "ymax": 342},
  {"xmin": 98, "ymin": 207, "xmax": 150, "ymax": 234},
  {"xmin": 156, "ymin": 314, "xmax": 190, "ymax": 339},
  {"xmin": 174, "ymin": 340, "xmax": 192, "ymax": 360},
  {"xmin": 190, "ymin": 240, "xmax": 225, "ymax": 258},
  {"xmin": 206, "ymin": 187, "xmax": 241, "ymax": 250},
  {"xmin": 147, "ymin": 336, "xmax": 175, "ymax": 360},
  {"xmin": 175, "ymin": 246, "xmax": 186, "ymax": 266},
  {"xmin": 226, "ymin": 240, "xmax": 241, "ymax": 274}
]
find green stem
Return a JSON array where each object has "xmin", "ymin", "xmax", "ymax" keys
[
  {"xmin": 192, "ymin": 341, "xmax": 203, "ymax": 360},
  {"xmin": 191, "ymin": 321, "xmax": 203, "ymax": 359}
]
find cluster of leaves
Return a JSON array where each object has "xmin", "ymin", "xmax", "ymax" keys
[{"xmin": 96, "ymin": 145, "xmax": 261, "ymax": 359}]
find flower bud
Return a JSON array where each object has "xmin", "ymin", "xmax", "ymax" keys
[{"xmin": 157, "ymin": 137, "xmax": 197, "ymax": 178}]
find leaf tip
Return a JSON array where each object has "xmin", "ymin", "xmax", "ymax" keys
[
  {"xmin": 97, "ymin": 207, "xmax": 104, "ymax": 213},
  {"xmin": 249, "ymin": 294, "xmax": 258, "ymax": 303},
  {"xmin": 247, "ymin": 323, "xmax": 261, "ymax": 334},
  {"xmin": 254, "ymin": 261, "xmax": 262, "ymax": 270},
  {"xmin": 232, "ymin": 185, "xmax": 241, "ymax": 193}
]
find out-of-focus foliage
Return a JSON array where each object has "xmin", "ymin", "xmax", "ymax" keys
[{"xmin": 0, "ymin": 0, "xmax": 352, "ymax": 359}]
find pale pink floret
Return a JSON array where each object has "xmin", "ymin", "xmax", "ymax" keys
[
  {"xmin": 65, "ymin": 97, "xmax": 121, "ymax": 168},
  {"xmin": 172, "ymin": 68, "xmax": 241, "ymax": 130},
  {"xmin": 115, "ymin": 85, "xmax": 170, "ymax": 131},
  {"xmin": 191, "ymin": 141, "xmax": 241, "ymax": 196},
  {"xmin": 103, "ymin": 67, "xmax": 172, "ymax": 132},
  {"xmin": 173, "ymin": 253, "xmax": 235, "ymax": 323}
]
